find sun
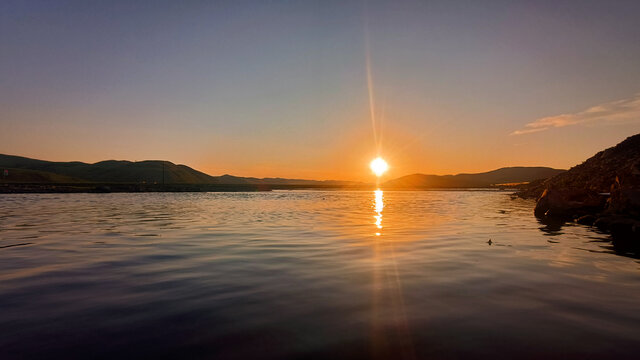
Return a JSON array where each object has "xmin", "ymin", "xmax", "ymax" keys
[{"xmin": 370, "ymin": 157, "xmax": 389, "ymax": 177}]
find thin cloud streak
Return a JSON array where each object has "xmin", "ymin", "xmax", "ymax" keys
[{"xmin": 511, "ymin": 93, "xmax": 640, "ymax": 135}]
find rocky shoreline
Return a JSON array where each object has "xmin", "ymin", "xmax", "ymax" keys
[{"xmin": 517, "ymin": 134, "xmax": 640, "ymax": 244}]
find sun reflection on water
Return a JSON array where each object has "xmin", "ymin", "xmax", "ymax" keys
[
  {"xmin": 370, "ymin": 189, "xmax": 416, "ymax": 359},
  {"xmin": 374, "ymin": 189, "xmax": 384, "ymax": 235}
]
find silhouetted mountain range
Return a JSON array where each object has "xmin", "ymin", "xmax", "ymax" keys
[
  {"xmin": 383, "ymin": 167, "xmax": 565, "ymax": 188},
  {"xmin": 0, "ymin": 154, "xmax": 564, "ymax": 188},
  {"xmin": 0, "ymin": 154, "xmax": 360, "ymax": 186}
]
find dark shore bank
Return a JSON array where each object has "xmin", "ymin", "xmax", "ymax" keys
[{"xmin": 517, "ymin": 133, "xmax": 640, "ymax": 244}]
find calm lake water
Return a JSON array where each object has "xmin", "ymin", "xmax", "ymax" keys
[{"xmin": 1, "ymin": 191, "xmax": 639, "ymax": 359}]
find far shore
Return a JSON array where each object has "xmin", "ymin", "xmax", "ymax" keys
[{"xmin": 0, "ymin": 183, "xmax": 520, "ymax": 194}]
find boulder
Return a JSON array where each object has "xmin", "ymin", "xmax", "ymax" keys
[{"xmin": 534, "ymin": 188, "xmax": 606, "ymax": 219}]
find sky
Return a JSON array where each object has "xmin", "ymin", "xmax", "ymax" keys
[{"xmin": 2, "ymin": 0, "xmax": 640, "ymax": 181}]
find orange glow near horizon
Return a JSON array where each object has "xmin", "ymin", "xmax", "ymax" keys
[{"xmin": 3, "ymin": 2, "xmax": 638, "ymax": 184}]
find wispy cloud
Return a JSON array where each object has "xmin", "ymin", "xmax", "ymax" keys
[{"xmin": 511, "ymin": 93, "xmax": 640, "ymax": 135}]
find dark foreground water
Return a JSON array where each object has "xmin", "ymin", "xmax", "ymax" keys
[{"xmin": 1, "ymin": 191, "xmax": 639, "ymax": 359}]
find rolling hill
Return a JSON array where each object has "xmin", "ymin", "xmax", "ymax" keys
[
  {"xmin": 1, "ymin": 154, "xmax": 564, "ymax": 188},
  {"xmin": 382, "ymin": 167, "xmax": 565, "ymax": 188},
  {"xmin": 0, "ymin": 154, "xmax": 359, "ymax": 186},
  {"xmin": 0, "ymin": 154, "xmax": 217, "ymax": 184}
]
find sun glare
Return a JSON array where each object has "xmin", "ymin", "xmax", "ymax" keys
[{"xmin": 370, "ymin": 157, "xmax": 389, "ymax": 177}]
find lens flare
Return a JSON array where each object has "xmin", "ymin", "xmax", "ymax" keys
[{"xmin": 370, "ymin": 157, "xmax": 389, "ymax": 177}]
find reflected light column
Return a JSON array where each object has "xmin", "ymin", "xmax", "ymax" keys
[{"xmin": 374, "ymin": 189, "xmax": 384, "ymax": 236}]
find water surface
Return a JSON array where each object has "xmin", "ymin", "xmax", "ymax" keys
[{"xmin": 1, "ymin": 191, "xmax": 639, "ymax": 359}]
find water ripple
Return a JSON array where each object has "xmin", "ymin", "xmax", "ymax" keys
[{"xmin": 0, "ymin": 191, "xmax": 639, "ymax": 359}]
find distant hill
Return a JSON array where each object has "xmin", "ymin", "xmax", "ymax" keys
[
  {"xmin": 0, "ymin": 167, "xmax": 85, "ymax": 183},
  {"xmin": 0, "ymin": 154, "xmax": 564, "ymax": 188},
  {"xmin": 0, "ymin": 154, "xmax": 217, "ymax": 184},
  {"xmin": 383, "ymin": 167, "xmax": 565, "ymax": 189},
  {"xmin": 0, "ymin": 154, "xmax": 360, "ymax": 186}
]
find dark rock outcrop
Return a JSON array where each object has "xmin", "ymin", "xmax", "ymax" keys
[
  {"xmin": 530, "ymin": 133, "xmax": 640, "ymax": 242},
  {"xmin": 514, "ymin": 178, "xmax": 549, "ymax": 199},
  {"xmin": 533, "ymin": 188, "xmax": 606, "ymax": 219}
]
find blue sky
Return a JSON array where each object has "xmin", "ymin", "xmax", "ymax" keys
[{"xmin": 2, "ymin": 0, "xmax": 640, "ymax": 179}]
